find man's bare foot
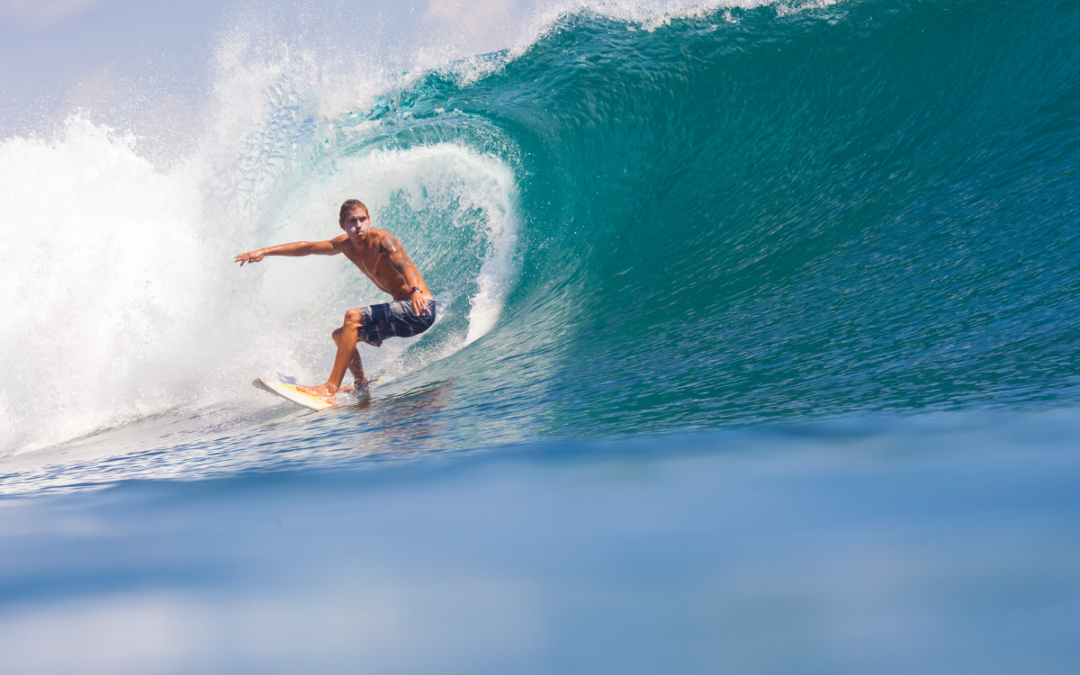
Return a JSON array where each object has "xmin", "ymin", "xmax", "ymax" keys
[{"xmin": 296, "ymin": 383, "xmax": 338, "ymax": 403}]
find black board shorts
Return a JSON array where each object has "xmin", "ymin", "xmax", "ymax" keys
[{"xmin": 359, "ymin": 299, "xmax": 437, "ymax": 347}]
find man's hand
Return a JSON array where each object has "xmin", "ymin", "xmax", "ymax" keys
[
  {"xmin": 411, "ymin": 290, "xmax": 429, "ymax": 316},
  {"xmin": 234, "ymin": 250, "xmax": 265, "ymax": 266}
]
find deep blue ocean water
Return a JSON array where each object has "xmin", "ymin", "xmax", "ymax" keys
[{"xmin": 2, "ymin": 0, "xmax": 1080, "ymax": 671}]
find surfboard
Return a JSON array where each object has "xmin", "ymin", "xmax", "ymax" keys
[{"xmin": 252, "ymin": 378, "xmax": 333, "ymax": 411}]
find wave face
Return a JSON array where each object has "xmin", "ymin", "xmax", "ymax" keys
[
  {"xmin": 421, "ymin": 0, "xmax": 1080, "ymax": 435},
  {"xmin": 3, "ymin": 0, "xmax": 1080, "ymax": 459}
]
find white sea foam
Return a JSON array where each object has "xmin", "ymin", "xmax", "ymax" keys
[{"xmin": 0, "ymin": 118, "xmax": 221, "ymax": 454}]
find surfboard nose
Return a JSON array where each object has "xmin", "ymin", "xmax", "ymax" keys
[{"xmin": 252, "ymin": 378, "xmax": 333, "ymax": 411}]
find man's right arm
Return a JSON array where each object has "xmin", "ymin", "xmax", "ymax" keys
[{"xmin": 235, "ymin": 235, "xmax": 348, "ymax": 266}]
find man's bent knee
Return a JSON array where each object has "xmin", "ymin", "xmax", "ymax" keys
[{"xmin": 343, "ymin": 308, "xmax": 363, "ymax": 328}]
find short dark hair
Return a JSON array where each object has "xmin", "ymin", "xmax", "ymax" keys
[{"xmin": 339, "ymin": 199, "xmax": 368, "ymax": 220}]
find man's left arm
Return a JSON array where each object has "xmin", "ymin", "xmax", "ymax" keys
[{"xmin": 382, "ymin": 235, "xmax": 429, "ymax": 315}]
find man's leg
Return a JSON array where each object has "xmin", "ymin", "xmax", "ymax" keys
[
  {"xmin": 332, "ymin": 326, "xmax": 368, "ymax": 391},
  {"xmin": 298, "ymin": 308, "xmax": 365, "ymax": 401}
]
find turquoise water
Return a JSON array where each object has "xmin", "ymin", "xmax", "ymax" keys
[
  {"xmin": 2, "ymin": 0, "xmax": 1080, "ymax": 671},
  {"xmin": 442, "ymin": 0, "xmax": 1080, "ymax": 428}
]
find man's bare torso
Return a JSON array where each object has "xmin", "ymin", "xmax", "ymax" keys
[{"xmin": 334, "ymin": 229, "xmax": 432, "ymax": 301}]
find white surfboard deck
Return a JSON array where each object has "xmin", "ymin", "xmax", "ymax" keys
[{"xmin": 252, "ymin": 378, "xmax": 333, "ymax": 411}]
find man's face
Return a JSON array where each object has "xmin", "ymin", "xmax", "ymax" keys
[{"xmin": 340, "ymin": 208, "xmax": 371, "ymax": 238}]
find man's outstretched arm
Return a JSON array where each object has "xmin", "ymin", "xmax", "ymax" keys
[{"xmin": 235, "ymin": 235, "xmax": 348, "ymax": 266}]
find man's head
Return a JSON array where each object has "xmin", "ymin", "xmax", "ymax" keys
[{"xmin": 339, "ymin": 199, "xmax": 370, "ymax": 238}]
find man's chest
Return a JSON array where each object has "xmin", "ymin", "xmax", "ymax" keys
[{"xmin": 345, "ymin": 248, "xmax": 389, "ymax": 278}]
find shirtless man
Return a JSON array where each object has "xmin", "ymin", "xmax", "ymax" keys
[{"xmin": 234, "ymin": 199, "xmax": 435, "ymax": 403}]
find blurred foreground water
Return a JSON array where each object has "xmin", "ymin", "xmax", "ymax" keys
[{"xmin": 2, "ymin": 409, "xmax": 1079, "ymax": 675}]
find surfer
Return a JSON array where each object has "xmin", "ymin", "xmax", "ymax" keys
[{"xmin": 234, "ymin": 199, "xmax": 435, "ymax": 403}]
